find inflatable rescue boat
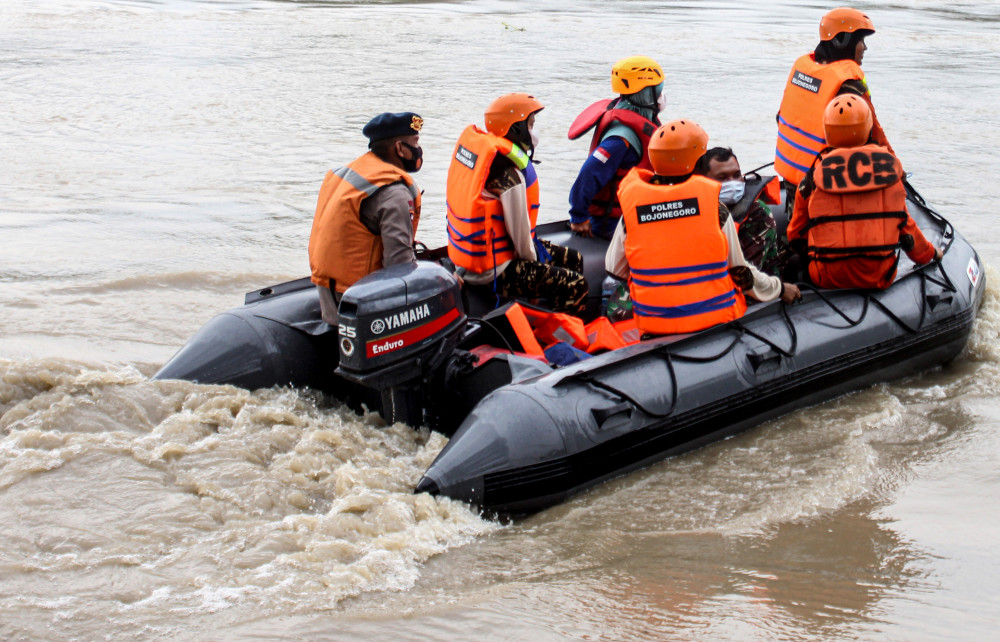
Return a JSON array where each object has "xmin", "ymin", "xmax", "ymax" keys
[{"xmin": 155, "ymin": 179, "xmax": 984, "ymax": 515}]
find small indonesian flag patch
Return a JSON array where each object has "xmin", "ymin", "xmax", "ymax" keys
[{"xmin": 593, "ymin": 148, "xmax": 610, "ymax": 163}]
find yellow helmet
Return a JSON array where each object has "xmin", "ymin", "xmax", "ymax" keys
[
  {"xmin": 648, "ymin": 119, "xmax": 708, "ymax": 176},
  {"xmin": 611, "ymin": 56, "xmax": 664, "ymax": 95},
  {"xmin": 820, "ymin": 7, "xmax": 875, "ymax": 42},
  {"xmin": 823, "ymin": 94, "xmax": 873, "ymax": 148},
  {"xmin": 484, "ymin": 93, "xmax": 545, "ymax": 138}
]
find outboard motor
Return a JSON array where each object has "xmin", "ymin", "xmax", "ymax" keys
[{"xmin": 335, "ymin": 261, "xmax": 467, "ymax": 427}]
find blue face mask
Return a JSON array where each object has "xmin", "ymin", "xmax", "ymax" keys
[{"xmin": 719, "ymin": 179, "xmax": 745, "ymax": 205}]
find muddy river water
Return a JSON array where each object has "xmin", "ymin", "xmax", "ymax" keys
[{"xmin": 2, "ymin": 1, "xmax": 1000, "ymax": 638}]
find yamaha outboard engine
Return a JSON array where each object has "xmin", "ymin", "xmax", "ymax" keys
[{"xmin": 335, "ymin": 261, "xmax": 467, "ymax": 427}]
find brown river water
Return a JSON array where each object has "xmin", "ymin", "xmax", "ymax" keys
[{"xmin": 3, "ymin": 0, "xmax": 1000, "ymax": 639}]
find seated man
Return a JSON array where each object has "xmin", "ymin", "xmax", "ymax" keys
[
  {"xmin": 787, "ymin": 95, "xmax": 942, "ymax": 289},
  {"xmin": 447, "ymin": 93, "xmax": 588, "ymax": 315},
  {"xmin": 606, "ymin": 119, "xmax": 800, "ymax": 336},
  {"xmin": 308, "ymin": 112, "xmax": 424, "ymax": 325},
  {"xmin": 693, "ymin": 147, "xmax": 785, "ymax": 276}
]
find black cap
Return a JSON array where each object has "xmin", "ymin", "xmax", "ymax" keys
[{"xmin": 363, "ymin": 112, "xmax": 424, "ymax": 145}]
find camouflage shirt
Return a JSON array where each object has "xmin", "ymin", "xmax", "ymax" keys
[{"xmin": 731, "ymin": 199, "xmax": 785, "ymax": 277}]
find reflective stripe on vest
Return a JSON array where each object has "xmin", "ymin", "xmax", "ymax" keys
[
  {"xmin": 774, "ymin": 54, "xmax": 866, "ymax": 186},
  {"xmin": 308, "ymin": 151, "xmax": 420, "ymax": 291},
  {"xmin": 619, "ymin": 171, "xmax": 746, "ymax": 335},
  {"xmin": 446, "ymin": 125, "xmax": 539, "ymax": 272},
  {"xmin": 804, "ymin": 144, "xmax": 908, "ymax": 263}
]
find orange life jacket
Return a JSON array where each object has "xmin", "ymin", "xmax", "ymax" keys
[
  {"xmin": 489, "ymin": 302, "xmax": 594, "ymax": 358},
  {"xmin": 619, "ymin": 171, "xmax": 747, "ymax": 335},
  {"xmin": 520, "ymin": 305, "xmax": 589, "ymax": 350},
  {"xmin": 774, "ymin": 53, "xmax": 867, "ymax": 186},
  {"xmin": 446, "ymin": 125, "xmax": 540, "ymax": 273},
  {"xmin": 308, "ymin": 152, "xmax": 421, "ymax": 292},
  {"xmin": 584, "ymin": 317, "xmax": 627, "ymax": 353},
  {"xmin": 803, "ymin": 144, "xmax": 908, "ymax": 272}
]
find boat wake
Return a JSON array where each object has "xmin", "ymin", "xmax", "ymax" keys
[{"xmin": 0, "ymin": 360, "xmax": 496, "ymax": 630}]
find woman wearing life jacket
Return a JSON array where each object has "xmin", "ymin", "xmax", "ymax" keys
[
  {"xmin": 568, "ymin": 56, "xmax": 665, "ymax": 240},
  {"xmin": 308, "ymin": 111, "xmax": 424, "ymax": 325},
  {"xmin": 446, "ymin": 93, "xmax": 588, "ymax": 315},
  {"xmin": 605, "ymin": 120, "xmax": 801, "ymax": 336},
  {"xmin": 775, "ymin": 7, "xmax": 894, "ymax": 205},
  {"xmin": 787, "ymin": 96, "xmax": 942, "ymax": 290}
]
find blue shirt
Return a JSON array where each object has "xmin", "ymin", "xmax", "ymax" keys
[{"xmin": 568, "ymin": 136, "xmax": 642, "ymax": 224}]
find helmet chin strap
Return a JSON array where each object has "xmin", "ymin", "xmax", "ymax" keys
[{"xmin": 507, "ymin": 122, "xmax": 534, "ymax": 159}]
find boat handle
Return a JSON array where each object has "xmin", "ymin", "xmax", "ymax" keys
[
  {"xmin": 747, "ymin": 349, "xmax": 782, "ymax": 373},
  {"xmin": 926, "ymin": 294, "xmax": 953, "ymax": 310},
  {"xmin": 592, "ymin": 402, "xmax": 632, "ymax": 429}
]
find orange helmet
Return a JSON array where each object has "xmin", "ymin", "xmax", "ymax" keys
[
  {"xmin": 611, "ymin": 56, "xmax": 664, "ymax": 95},
  {"xmin": 823, "ymin": 94, "xmax": 873, "ymax": 147},
  {"xmin": 820, "ymin": 7, "xmax": 875, "ymax": 42},
  {"xmin": 648, "ymin": 119, "xmax": 709, "ymax": 176},
  {"xmin": 484, "ymin": 93, "xmax": 544, "ymax": 137}
]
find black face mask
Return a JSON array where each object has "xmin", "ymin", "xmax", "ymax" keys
[{"xmin": 399, "ymin": 142, "xmax": 423, "ymax": 173}]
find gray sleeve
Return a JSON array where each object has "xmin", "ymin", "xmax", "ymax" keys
[{"xmin": 359, "ymin": 182, "xmax": 417, "ymax": 267}]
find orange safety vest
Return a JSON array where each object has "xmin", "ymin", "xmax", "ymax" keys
[
  {"xmin": 774, "ymin": 53, "xmax": 867, "ymax": 186},
  {"xmin": 446, "ymin": 125, "xmax": 540, "ymax": 273},
  {"xmin": 619, "ymin": 171, "xmax": 747, "ymax": 335},
  {"xmin": 308, "ymin": 152, "xmax": 421, "ymax": 292},
  {"xmin": 802, "ymin": 144, "xmax": 909, "ymax": 285}
]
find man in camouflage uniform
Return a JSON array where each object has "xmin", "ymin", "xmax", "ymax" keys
[{"xmin": 694, "ymin": 147, "xmax": 787, "ymax": 277}]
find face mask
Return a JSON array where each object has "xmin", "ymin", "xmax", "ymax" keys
[
  {"xmin": 656, "ymin": 91, "xmax": 667, "ymax": 114},
  {"xmin": 718, "ymin": 179, "xmax": 745, "ymax": 205},
  {"xmin": 399, "ymin": 141, "xmax": 423, "ymax": 173},
  {"xmin": 529, "ymin": 128, "xmax": 539, "ymax": 152}
]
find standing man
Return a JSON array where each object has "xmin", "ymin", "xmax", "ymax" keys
[
  {"xmin": 787, "ymin": 96, "xmax": 941, "ymax": 290},
  {"xmin": 447, "ymin": 93, "xmax": 588, "ymax": 315},
  {"xmin": 568, "ymin": 56, "xmax": 665, "ymax": 239},
  {"xmin": 775, "ymin": 7, "xmax": 893, "ymax": 204},
  {"xmin": 308, "ymin": 112, "xmax": 424, "ymax": 325},
  {"xmin": 606, "ymin": 120, "xmax": 800, "ymax": 336}
]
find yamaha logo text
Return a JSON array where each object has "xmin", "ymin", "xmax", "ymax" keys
[{"xmin": 370, "ymin": 303, "xmax": 432, "ymax": 335}]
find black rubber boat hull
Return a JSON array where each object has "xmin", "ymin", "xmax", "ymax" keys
[
  {"xmin": 155, "ymin": 180, "xmax": 984, "ymax": 516},
  {"xmin": 416, "ymin": 185, "xmax": 985, "ymax": 515}
]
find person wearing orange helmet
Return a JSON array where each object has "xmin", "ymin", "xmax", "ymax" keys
[
  {"xmin": 446, "ymin": 93, "xmax": 588, "ymax": 314},
  {"xmin": 567, "ymin": 56, "xmax": 666, "ymax": 240},
  {"xmin": 605, "ymin": 120, "xmax": 800, "ymax": 336},
  {"xmin": 775, "ymin": 7, "xmax": 895, "ymax": 205},
  {"xmin": 787, "ymin": 96, "xmax": 942, "ymax": 290},
  {"xmin": 309, "ymin": 112, "xmax": 425, "ymax": 325}
]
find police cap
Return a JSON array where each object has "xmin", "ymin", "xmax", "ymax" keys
[{"xmin": 362, "ymin": 112, "xmax": 424, "ymax": 145}]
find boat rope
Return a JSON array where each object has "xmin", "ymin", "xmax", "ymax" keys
[{"xmin": 563, "ymin": 255, "xmax": 957, "ymax": 420}]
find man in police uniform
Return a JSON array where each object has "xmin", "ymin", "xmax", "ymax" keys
[
  {"xmin": 787, "ymin": 96, "xmax": 941, "ymax": 289},
  {"xmin": 308, "ymin": 112, "xmax": 424, "ymax": 325}
]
